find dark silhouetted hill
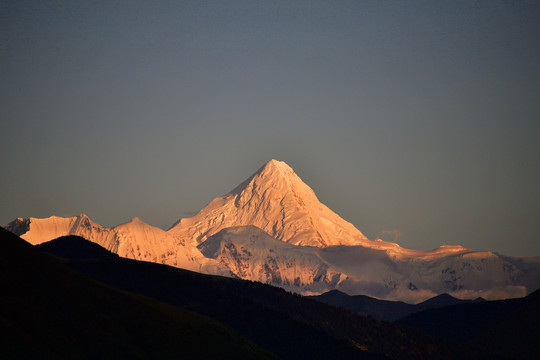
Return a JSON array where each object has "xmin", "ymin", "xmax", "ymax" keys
[
  {"xmin": 310, "ymin": 289, "xmax": 484, "ymax": 321},
  {"xmin": 398, "ymin": 289, "xmax": 540, "ymax": 360},
  {"xmin": 37, "ymin": 235, "xmax": 119, "ymax": 259},
  {"xmin": 0, "ymin": 227, "xmax": 276, "ymax": 360},
  {"xmin": 31, "ymin": 234, "xmax": 492, "ymax": 360}
]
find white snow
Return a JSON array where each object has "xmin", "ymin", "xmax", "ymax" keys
[
  {"xmin": 199, "ymin": 226, "xmax": 346, "ymax": 293},
  {"xmin": 168, "ymin": 159, "xmax": 374, "ymax": 248},
  {"xmin": 11, "ymin": 213, "xmax": 229, "ymax": 276}
]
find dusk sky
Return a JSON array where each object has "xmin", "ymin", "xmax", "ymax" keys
[{"xmin": 1, "ymin": 1, "xmax": 539, "ymax": 256}]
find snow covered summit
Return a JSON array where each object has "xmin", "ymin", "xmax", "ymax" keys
[{"xmin": 168, "ymin": 159, "xmax": 371, "ymax": 247}]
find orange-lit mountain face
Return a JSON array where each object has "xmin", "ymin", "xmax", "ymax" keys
[
  {"xmin": 6, "ymin": 214, "xmax": 231, "ymax": 276},
  {"xmin": 6, "ymin": 160, "xmax": 540, "ymax": 302},
  {"xmin": 168, "ymin": 159, "xmax": 372, "ymax": 247}
]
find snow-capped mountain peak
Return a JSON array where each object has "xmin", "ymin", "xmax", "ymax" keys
[
  {"xmin": 230, "ymin": 159, "xmax": 316, "ymax": 199},
  {"xmin": 168, "ymin": 159, "xmax": 371, "ymax": 247}
]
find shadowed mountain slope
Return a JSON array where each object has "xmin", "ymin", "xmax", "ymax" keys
[
  {"xmin": 32, "ymin": 234, "xmax": 496, "ymax": 360},
  {"xmin": 36, "ymin": 235, "xmax": 119, "ymax": 259},
  {"xmin": 397, "ymin": 289, "xmax": 540, "ymax": 360},
  {"xmin": 0, "ymin": 227, "xmax": 275, "ymax": 360}
]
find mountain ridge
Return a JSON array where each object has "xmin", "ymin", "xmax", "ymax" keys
[
  {"xmin": 309, "ymin": 289, "xmax": 486, "ymax": 321},
  {"xmin": 5, "ymin": 159, "xmax": 540, "ymax": 302},
  {"xmin": 5, "ymin": 213, "xmax": 231, "ymax": 277}
]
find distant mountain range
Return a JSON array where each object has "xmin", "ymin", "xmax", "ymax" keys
[
  {"xmin": 397, "ymin": 290, "xmax": 540, "ymax": 351},
  {"xmin": 6, "ymin": 160, "xmax": 540, "ymax": 302},
  {"xmin": 308, "ymin": 289, "xmax": 485, "ymax": 321}
]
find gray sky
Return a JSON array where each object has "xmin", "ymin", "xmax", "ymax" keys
[{"xmin": 1, "ymin": 1, "xmax": 539, "ymax": 256}]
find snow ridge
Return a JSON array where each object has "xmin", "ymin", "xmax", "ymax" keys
[{"xmin": 6, "ymin": 214, "xmax": 230, "ymax": 276}]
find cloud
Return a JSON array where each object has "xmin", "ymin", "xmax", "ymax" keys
[
  {"xmin": 379, "ymin": 229, "xmax": 401, "ymax": 243},
  {"xmin": 388, "ymin": 288, "xmax": 438, "ymax": 304},
  {"xmin": 450, "ymin": 286, "xmax": 527, "ymax": 301}
]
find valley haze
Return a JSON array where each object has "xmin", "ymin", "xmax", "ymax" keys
[{"xmin": 7, "ymin": 160, "xmax": 540, "ymax": 304}]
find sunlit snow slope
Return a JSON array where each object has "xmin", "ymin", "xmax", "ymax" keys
[
  {"xmin": 199, "ymin": 226, "xmax": 347, "ymax": 294},
  {"xmin": 6, "ymin": 214, "xmax": 229, "ymax": 276},
  {"xmin": 197, "ymin": 225, "xmax": 539, "ymax": 302},
  {"xmin": 168, "ymin": 159, "xmax": 375, "ymax": 247}
]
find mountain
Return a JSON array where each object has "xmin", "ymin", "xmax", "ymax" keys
[
  {"xmin": 36, "ymin": 235, "xmax": 119, "ymax": 259},
  {"xmin": 198, "ymin": 226, "xmax": 347, "ymax": 294},
  {"xmin": 0, "ymin": 226, "xmax": 274, "ymax": 359},
  {"xmin": 30, "ymin": 233, "xmax": 495, "ymax": 360},
  {"xmin": 320, "ymin": 244, "xmax": 535, "ymax": 302},
  {"xmin": 6, "ymin": 214, "xmax": 230, "ymax": 276},
  {"xmin": 309, "ymin": 290, "xmax": 484, "ymax": 321},
  {"xmin": 166, "ymin": 159, "xmax": 540, "ymax": 300},
  {"xmin": 397, "ymin": 289, "xmax": 540, "ymax": 360},
  {"xmin": 195, "ymin": 224, "xmax": 538, "ymax": 302},
  {"xmin": 5, "ymin": 159, "xmax": 540, "ymax": 302},
  {"xmin": 168, "ymin": 159, "xmax": 374, "ymax": 247}
]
